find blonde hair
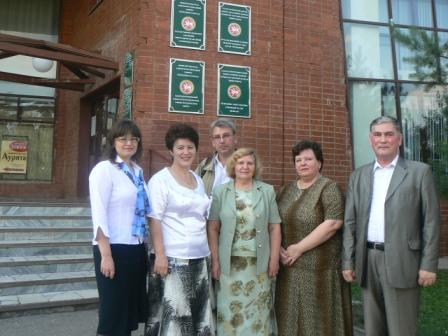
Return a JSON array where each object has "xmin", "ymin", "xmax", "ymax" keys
[{"xmin": 226, "ymin": 147, "xmax": 262, "ymax": 179}]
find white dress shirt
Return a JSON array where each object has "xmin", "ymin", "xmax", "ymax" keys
[
  {"xmin": 148, "ymin": 167, "xmax": 211, "ymax": 259},
  {"xmin": 89, "ymin": 158, "xmax": 150, "ymax": 245},
  {"xmin": 367, "ymin": 155, "xmax": 399, "ymax": 243},
  {"xmin": 212, "ymin": 155, "xmax": 232, "ymax": 191}
]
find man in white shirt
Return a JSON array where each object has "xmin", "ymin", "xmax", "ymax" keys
[
  {"xmin": 196, "ymin": 118, "xmax": 237, "ymax": 196},
  {"xmin": 342, "ymin": 116, "xmax": 441, "ymax": 336}
]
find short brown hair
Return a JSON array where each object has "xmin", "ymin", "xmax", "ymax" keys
[{"xmin": 226, "ymin": 148, "xmax": 262, "ymax": 179}]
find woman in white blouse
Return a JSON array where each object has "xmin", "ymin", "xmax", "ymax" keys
[
  {"xmin": 89, "ymin": 119, "xmax": 151, "ymax": 336},
  {"xmin": 145, "ymin": 123, "xmax": 214, "ymax": 335}
]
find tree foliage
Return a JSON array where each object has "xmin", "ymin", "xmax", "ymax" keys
[{"xmin": 392, "ymin": 25, "xmax": 448, "ymax": 197}]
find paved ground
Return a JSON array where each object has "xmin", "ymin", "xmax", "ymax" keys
[
  {"xmin": 0, "ymin": 308, "xmax": 144, "ymax": 336},
  {"xmin": 2, "ymin": 257, "xmax": 446, "ymax": 336},
  {"xmin": 0, "ymin": 309, "xmax": 363, "ymax": 336}
]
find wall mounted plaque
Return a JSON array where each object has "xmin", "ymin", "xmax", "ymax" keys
[
  {"xmin": 217, "ymin": 64, "xmax": 251, "ymax": 118},
  {"xmin": 218, "ymin": 2, "xmax": 251, "ymax": 55},
  {"xmin": 171, "ymin": 0, "xmax": 206, "ymax": 50},
  {"xmin": 169, "ymin": 58, "xmax": 205, "ymax": 114}
]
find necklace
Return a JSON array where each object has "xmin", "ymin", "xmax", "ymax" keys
[{"xmin": 169, "ymin": 167, "xmax": 197, "ymax": 189}]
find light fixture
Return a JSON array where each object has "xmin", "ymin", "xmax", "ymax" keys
[{"xmin": 31, "ymin": 57, "xmax": 54, "ymax": 73}]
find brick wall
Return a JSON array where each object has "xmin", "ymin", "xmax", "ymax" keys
[
  {"xmin": 282, "ymin": 0, "xmax": 351, "ymax": 188},
  {"xmin": 0, "ymin": 0, "xmax": 446, "ymax": 256},
  {"xmin": 134, "ymin": 0, "xmax": 286, "ymax": 189}
]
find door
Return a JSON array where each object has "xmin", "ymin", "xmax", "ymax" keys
[{"xmin": 88, "ymin": 95, "xmax": 118, "ymax": 173}]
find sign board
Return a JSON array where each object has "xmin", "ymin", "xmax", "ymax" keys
[
  {"xmin": 0, "ymin": 139, "xmax": 28, "ymax": 174},
  {"xmin": 170, "ymin": 0, "xmax": 206, "ymax": 50},
  {"xmin": 169, "ymin": 58, "xmax": 205, "ymax": 114},
  {"xmin": 123, "ymin": 87, "xmax": 133, "ymax": 120},
  {"xmin": 217, "ymin": 64, "xmax": 251, "ymax": 118},
  {"xmin": 218, "ymin": 2, "xmax": 251, "ymax": 55},
  {"xmin": 124, "ymin": 52, "xmax": 134, "ymax": 87}
]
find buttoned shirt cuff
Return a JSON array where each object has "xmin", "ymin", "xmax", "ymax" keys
[{"xmin": 341, "ymin": 261, "xmax": 354, "ymax": 270}]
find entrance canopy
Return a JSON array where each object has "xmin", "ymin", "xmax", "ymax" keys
[{"xmin": 0, "ymin": 33, "xmax": 118, "ymax": 91}]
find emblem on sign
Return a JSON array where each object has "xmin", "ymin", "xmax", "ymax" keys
[
  {"xmin": 228, "ymin": 23, "xmax": 242, "ymax": 37},
  {"xmin": 180, "ymin": 80, "xmax": 195, "ymax": 95},
  {"xmin": 181, "ymin": 16, "xmax": 196, "ymax": 31},
  {"xmin": 227, "ymin": 85, "xmax": 241, "ymax": 99}
]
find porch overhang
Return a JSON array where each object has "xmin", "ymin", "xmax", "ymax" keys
[{"xmin": 0, "ymin": 33, "xmax": 119, "ymax": 92}]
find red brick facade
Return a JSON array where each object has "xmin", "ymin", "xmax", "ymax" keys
[{"xmin": 0, "ymin": 0, "xmax": 446, "ymax": 255}]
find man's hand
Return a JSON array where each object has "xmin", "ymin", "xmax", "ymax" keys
[
  {"xmin": 418, "ymin": 270, "xmax": 437, "ymax": 287},
  {"xmin": 342, "ymin": 269, "xmax": 356, "ymax": 283}
]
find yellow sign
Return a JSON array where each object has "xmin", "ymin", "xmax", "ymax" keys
[{"xmin": 0, "ymin": 140, "xmax": 28, "ymax": 174}]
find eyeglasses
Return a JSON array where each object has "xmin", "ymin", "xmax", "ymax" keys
[
  {"xmin": 116, "ymin": 137, "xmax": 140, "ymax": 144},
  {"xmin": 212, "ymin": 133, "xmax": 233, "ymax": 141}
]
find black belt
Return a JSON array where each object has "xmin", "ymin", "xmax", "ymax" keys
[{"xmin": 367, "ymin": 241, "xmax": 385, "ymax": 251}]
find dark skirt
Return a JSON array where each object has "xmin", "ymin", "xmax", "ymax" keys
[{"xmin": 93, "ymin": 243, "xmax": 148, "ymax": 336}]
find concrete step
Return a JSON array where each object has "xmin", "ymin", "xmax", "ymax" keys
[
  {"xmin": 0, "ymin": 289, "xmax": 98, "ymax": 316},
  {"xmin": 0, "ymin": 204, "xmax": 91, "ymax": 217},
  {"xmin": 0, "ymin": 217, "xmax": 92, "ymax": 228},
  {"xmin": 0, "ymin": 271, "xmax": 96, "ymax": 295},
  {"xmin": 0, "ymin": 227, "xmax": 92, "ymax": 240},
  {"xmin": 0, "ymin": 254, "xmax": 94, "ymax": 276},
  {"xmin": 0, "ymin": 202, "xmax": 95, "ymax": 315},
  {"xmin": 0, "ymin": 239, "xmax": 92, "ymax": 257}
]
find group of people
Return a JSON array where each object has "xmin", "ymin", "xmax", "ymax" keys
[{"xmin": 89, "ymin": 116, "xmax": 441, "ymax": 336}]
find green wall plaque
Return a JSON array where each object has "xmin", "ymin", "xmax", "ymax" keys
[
  {"xmin": 170, "ymin": 0, "xmax": 206, "ymax": 50},
  {"xmin": 217, "ymin": 64, "xmax": 251, "ymax": 118},
  {"xmin": 123, "ymin": 87, "xmax": 133, "ymax": 120},
  {"xmin": 169, "ymin": 58, "xmax": 205, "ymax": 114},
  {"xmin": 124, "ymin": 52, "xmax": 134, "ymax": 88},
  {"xmin": 218, "ymin": 2, "xmax": 251, "ymax": 55}
]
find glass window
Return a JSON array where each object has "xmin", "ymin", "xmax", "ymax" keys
[
  {"xmin": 19, "ymin": 97, "xmax": 55, "ymax": 122},
  {"xmin": 350, "ymin": 82, "xmax": 397, "ymax": 167},
  {"xmin": 400, "ymin": 84, "xmax": 448, "ymax": 193},
  {"xmin": 342, "ymin": 0, "xmax": 389, "ymax": 23},
  {"xmin": 0, "ymin": 0, "xmax": 58, "ymax": 182},
  {"xmin": 344, "ymin": 23, "xmax": 394, "ymax": 79},
  {"xmin": 435, "ymin": 0, "xmax": 448, "ymax": 29},
  {"xmin": 0, "ymin": 0, "xmax": 59, "ymax": 95},
  {"xmin": 392, "ymin": 0, "xmax": 433, "ymax": 27},
  {"xmin": 0, "ymin": 122, "xmax": 54, "ymax": 181},
  {"xmin": 0, "ymin": 96, "xmax": 18, "ymax": 120},
  {"xmin": 395, "ymin": 28, "xmax": 437, "ymax": 81},
  {"xmin": 439, "ymin": 32, "xmax": 448, "ymax": 82}
]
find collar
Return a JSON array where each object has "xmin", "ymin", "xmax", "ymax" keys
[
  {"xmin": 115, "ymin": 155, "xmax": 137, "ymax": 169},
  {"xmin": 225, "ymin": 179, "xmax": 263, "ymax": 191},
  {"xmin": 214, "ymin": 153, "xmax": 226, "ymax": 168},
  {"xmin": 374, "ymin": 154, "xmax": 399, "ymax": 170}
]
